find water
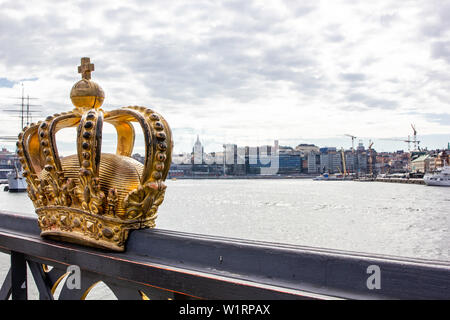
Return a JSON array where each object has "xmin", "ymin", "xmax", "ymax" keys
[
  {"xmin": 157, "ymin": 179, "xmax": 449, "ymax": 261},
  {"xmin": 0, "ymin": 179, "xmax": 449, "ymax": 299}
]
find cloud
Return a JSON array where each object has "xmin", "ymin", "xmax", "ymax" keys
[
  {"xmin": 420, "ymin": 1, "xmax": 450, "ymax": 38},
  {"xmin": 0, "ymin": 0, "xmax": 448, "ymax": 153},
  {"xmin": 347, "ymin": 93, "xmax": 398, "ymax": 110},
  {"xmin": 423, "ymin": 113, "xmax": 450, "ymax": 126},
  {"xmin": 340, "ymin": 73, "xmax": 366, "ymax": 82},
  {"xmin": 431, "ymin": 41, "xmax": 450, "ymax": 64}
]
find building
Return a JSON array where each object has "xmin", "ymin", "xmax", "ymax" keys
[
  {"xmin": 307, "ymin": 151, "xmax": 320, "ymax": 174},
  {"xmin": 319, "ymin": 147, "xmax": 342, "ymax": 174},
  {"xmin": 278, "ymin": 152, "xmax": 302, "ymax": 174},
  {"xmin": 344, "ymin": 151, "xmax": 357, "ymax": 173},
  {"xmin": 411, "ymin": 154, "xmax": 431, "ymax": 173},
  {"xmin": 295, "ymin": 144, "xmax": 319, "ymax": 154},
  {"xmin": 192, "ymin": 135, "xmax": 204, "ymax": 165},
  {"xmin": 166, "ymin": 136, "xmax": 450, "ymax": 177},
  {"xmin": 0, "ymin": 148, "xmax": 17, "ymax": 179}
]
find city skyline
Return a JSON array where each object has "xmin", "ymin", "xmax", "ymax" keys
[{"xmin": 0, "ymin": 129, "xmax": 449, "ymax": 156}]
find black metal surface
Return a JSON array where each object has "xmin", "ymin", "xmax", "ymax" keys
[
  {"xmin": 28, "ymin": 261, "xmax": 53, "ymax": 300},
  {"xmin": 10, "ymin": 251, "xmax": 27, "ymax": 300},
  {"xmin": 0, "ymin": 210, "xmax": 449, "ymax": 300}
]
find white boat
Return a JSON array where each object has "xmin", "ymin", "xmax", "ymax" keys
[
  {"xmin": 313, "ymin": 173, "xmax": 351, "ymax": 181},
  {"xmin": 6, "ymin": 164, "xmax": 27, "ymax": 192},
  {"xmin": 423, "ymin": 164, "xmax": 450, "ymax": 187}
]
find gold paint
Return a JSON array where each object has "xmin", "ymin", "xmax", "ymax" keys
[
  {"xmin": 18, "ymin": 58, "xmax": 173, "ymax": 251},
  {"xmin": 70, "ymin": 57, "xmax": 105, "ymax": 111},
  {"xmin": 78, "ymin": 57, "xmax": 94, "ymax": 80},
  {"xmin": 51, "ymin": 272, "xmax": 70, "ymax": 295},
  {"xmin": 139, "ymin": 290, "xmax": 150, "ymax": 300},
  {"xmin": 81, "ymin": 281, "xmax": 101, "ymax": 300}
]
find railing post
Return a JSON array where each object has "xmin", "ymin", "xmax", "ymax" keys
[
  {"xmin": 10, "ymin": 251, "xmax": 27, "ymax": 300},
  {"xmin": 28, "ymin": 262, "xmax": 54, "ymax": 300}
]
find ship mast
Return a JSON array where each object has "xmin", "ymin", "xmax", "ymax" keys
[{"xmin": 0, "ymin": 83, "xmax": 41, "ymax": 142}]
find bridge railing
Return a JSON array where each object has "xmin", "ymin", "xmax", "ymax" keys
[{"xmin": 0, "ymin": 210, "xmax": 449, "ymax": 300}]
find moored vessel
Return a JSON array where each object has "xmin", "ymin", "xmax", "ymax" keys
[
  {"xmin": 6, "ymin": 164, "xmax": 27, "ymax": 192},
  {"xmin": 423, "ymin": 163, "xmax": 450, "ymax": 187}
]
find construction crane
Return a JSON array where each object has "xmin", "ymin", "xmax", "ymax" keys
[
  {"xmin": 380, "ymin": 136, "xmax": 417, "ymax": 152},
  {"xmin": 340, "ymin": 147, "xmax": 347, "ymax": 176},
  {"xmin": 344, "ymin": 134, "xmax": 357, "ymax": 153},
  {"xmin": 410, "ymin": 124, "xmax": 420, "ymax": 151}
]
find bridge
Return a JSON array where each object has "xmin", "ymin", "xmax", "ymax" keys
[{"xmin": 0, "ymin": 210, "xmax": 449, "ymax": 300}]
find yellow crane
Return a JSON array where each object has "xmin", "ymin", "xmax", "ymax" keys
[
  {"xmin": 340, "ymin": 147, "xmax": 347, "ymax": 176},
  {"xmin": 368, "ymin": 141, "xmax": 374, "ymax": 177}
]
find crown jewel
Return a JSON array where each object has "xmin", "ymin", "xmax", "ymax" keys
[{"xmin": 17, "ymin": 57, "xmax": 173, "ymax": 251}]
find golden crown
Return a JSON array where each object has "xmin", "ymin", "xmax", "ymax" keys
[{"xmin": 16, "ymin": 57, "xmax": 173, "ymax": 251}]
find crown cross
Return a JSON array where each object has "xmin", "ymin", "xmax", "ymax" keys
[{"xmin": 78, "ymin": 57, "xmax": 95, "ymax": 80}]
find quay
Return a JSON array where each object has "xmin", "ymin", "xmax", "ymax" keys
[
  {"xmin": 173, "ymin": 175, "xmax": 313, "ymax": 180},
  {"xmin": 374, "ymin": 178, "xmax": 425, "ymax": 185},
  {"xmin": 0, "ymin": 210, "xmax": 449, "ymax": 300}
]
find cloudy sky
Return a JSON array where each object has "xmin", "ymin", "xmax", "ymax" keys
[{"xmin": 0, "ymin": 0, "xmax": 449, "ymax": 154}]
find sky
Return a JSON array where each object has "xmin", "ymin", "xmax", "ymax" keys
[{"xmin": 0, "ymin": 0, "xmax": 449, "ymax": 155}]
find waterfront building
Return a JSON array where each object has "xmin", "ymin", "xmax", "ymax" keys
[
  {"xmin": 411, "ymin": 154, "xmax": 432, "ymax": 173},
  {"xmin": 295, "ymin": 144, "xmax": 319, "ymax": 154},
  {"xmin": 356, "ymin": 152, "xmax": 368, "ymax": 174},
  {"xmin": 247, "ymin": 146, "xmax": 260, "ymax": 175},
  {"xmin": 0, "ymin": 148, "xmax": 18, "ymax": 179},
  {"xmin": 169, "ymin": 163, "xmax": 194, "ymax": 177},
  {"xmin": 278, "ymin": 152, "xmax": 302, "ymax": 174},
  {"xmin": 278, "ymin": 145, "xmax": 293, "ymax": 154},
  {"xmin": 169, "ymin": 137, "xmax": 450, "ymax": 177},
  {"xmin": 434, "ymin": 149, "xmax": 450, "ymax": 167},
  {"xmin": 307, "ymin": 151, "xmax": 320, "ymax": 174},
  {"xmin": 319, "ymin": 147, "xmax": 342, "ymax": 174},
  {"xmin": 375, "ymin": 153, "xmax": 392, "ymax": 174},
  {"xmin": 232, "ymin": 146, "xmax": 247, "ymax": 175},
  {"xmin": 344, "ymin": 151, "xmax": 357, "ymax": 173},
  {"xmin": 193, "ymin": 135, "xmax": 204, "ymax": 165}
]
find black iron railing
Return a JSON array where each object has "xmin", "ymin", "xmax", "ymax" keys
[{"xmin": 0, "ymin": 210, "xmax": 449, "ymax": 300}]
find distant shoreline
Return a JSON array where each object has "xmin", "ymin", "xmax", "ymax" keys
[{"xmin": 169, "ymin": 175, "xmax": 315, "ymax": 180}]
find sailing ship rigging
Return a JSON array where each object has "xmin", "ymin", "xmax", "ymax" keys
[{"xmin": 0, "ymin": 84, "xmax": 41, "ymax": 192}]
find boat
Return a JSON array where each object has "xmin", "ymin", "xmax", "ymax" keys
[
  {"xmin": 423, "ymin": 163, "xmax": 450, "ymax": 187},
  {"xmin": 6, "ymin": 163, "xmax": 27, "ymax": 192},
  {"xmin": 313, "ymin": 172, "xmax": 352, "ymax": 181},
  {"xmin": 314, "ymin": 173, "xmax": 337, "ymax": 180}
]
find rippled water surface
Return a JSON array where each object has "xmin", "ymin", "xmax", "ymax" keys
[
  {"xmin": 0, "ymin": 179, "xmax": 449, "ymax": 299},
  {"xmin": 2, "ymin": 179, "xmax": 447, "ymax": 260},
  {"xmin": 158, "ymin": 179, "xmax": 449, "ymax": 261}
]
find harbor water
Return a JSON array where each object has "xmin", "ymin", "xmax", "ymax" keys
[{"xmin": 0, "ymin": 179, "xmax": 449, "ymax": 298}]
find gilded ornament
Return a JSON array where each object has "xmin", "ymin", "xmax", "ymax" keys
[{"xmin": 17, "ymin": 57, "xmax": 173, "ymax": 251}]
